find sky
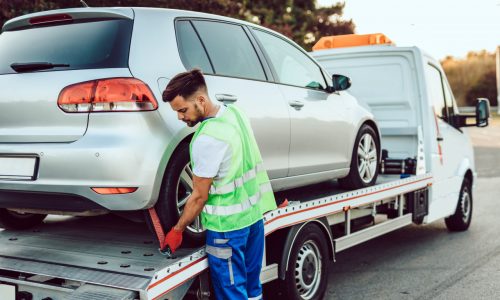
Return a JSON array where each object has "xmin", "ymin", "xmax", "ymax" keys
[{"xmin": 318, "ymin": 0, "xmax": 500, "ymax": 60}]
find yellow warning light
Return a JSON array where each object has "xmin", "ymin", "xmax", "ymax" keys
[{"xmin": 312, "ymin": 33, "xmax": 394, "ymax": 51}]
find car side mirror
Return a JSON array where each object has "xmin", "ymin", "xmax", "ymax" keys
[
  {"xmin": 330, "ymin": 74, "xmax": 351, "ymax": 92},
  {"xmin": 475, "ymin": 98, "xmax": 490, "ymax": 127}
]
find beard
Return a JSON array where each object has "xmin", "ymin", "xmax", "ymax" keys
[{"xmin": 185, "ymin": 103, "xmax": 204, "ymax": 127}]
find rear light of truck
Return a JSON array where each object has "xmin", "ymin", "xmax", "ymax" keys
[{"xmin": 58, "ymin": 78, "xmax": 158, "ymax": 113}]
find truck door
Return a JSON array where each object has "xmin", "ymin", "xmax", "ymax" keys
[{"xmin": 425, "ymin": 63, "xmax": 469, "ymax": 222}]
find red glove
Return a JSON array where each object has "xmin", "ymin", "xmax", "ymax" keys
[{"xmin": 163, "ymin": 227, "xmax": 183, "ymax": 253}]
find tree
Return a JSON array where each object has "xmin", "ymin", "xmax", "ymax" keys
[
  {"xmin": 465, "ymin": 70, "xmax": 498, "ymax": 106},
  {"xmin": 0, "ymin": 0, "xmax": 354, "ymax": 51},
  {"xmin": 441, "ymin": 50, "xmax": 496, "ymax": 106}
]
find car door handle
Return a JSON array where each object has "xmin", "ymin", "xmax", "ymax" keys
[
  {"xmin": 437, "ymin": 136, "xmax": 444, "ymax": 142},
  {"xmin": 215, "ymin": 94, "xmax": 238, "ymax": 103},
  {"xmin": 289, "ymin": 100, "xmax": 304, "ymax": 109}
]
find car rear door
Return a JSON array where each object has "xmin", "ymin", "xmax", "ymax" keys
[
  {"xmin": 251, "ymin": 29, "xmax": 353, "ymax": 177},
  {"xmin": 175, "ymin": 19, "xmax": 290, "ymax": 179}
]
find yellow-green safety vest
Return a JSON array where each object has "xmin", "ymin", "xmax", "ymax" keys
[{"xmin": 190, "ymin": 104, "xmax": 277, "ymax": 232}]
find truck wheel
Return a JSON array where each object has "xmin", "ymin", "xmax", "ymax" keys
[
  {"xmin": 339, "ymin": 124, "xmax": 379, "ymax": 190},
  {"xmin": 0, "ymin": 209, "xmax": 47, "ymax": 230},
  {"xmin": 283, "ymin": 224, "xmax": 329, "ymax": 300},
  {"xmin": 445, "ymin": 177, "xmax": 472, "ymax": 231},
  {"xmin": 146, "ymin": 142, "xmax": 205, "ymax": 246}
]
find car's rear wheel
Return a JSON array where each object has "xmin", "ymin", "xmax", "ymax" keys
[
  {"xmin": 339, "ymin": 124, "xmax": 379, "ymax": 190},
  {"xmin": 146, "ymin": 142, "xmax": 205, "ymax": 246},
  {"xmin": 0, "ymin": 208, "xmax": 47, "ymax": 230}
]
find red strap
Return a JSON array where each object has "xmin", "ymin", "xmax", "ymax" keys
[{"xmin": 148, "ymin": 207, "xmax": 166, "ymax": 249}]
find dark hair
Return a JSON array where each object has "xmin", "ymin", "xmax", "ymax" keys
[{"xmin": 162, "ymin": 69, "xmax": 207, "ymax": 102}]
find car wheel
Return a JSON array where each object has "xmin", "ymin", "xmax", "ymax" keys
[
  {"xmin": 146, "ymin": 142, "xmax": 205, "ymax": 246},
  {"xmin": 445, "ymin": 177, "xmax": 472, "ymax": 231},
  {"xmin": 339, "ymin": 124, "xmax": 379, "ymax": 190},
  {"xmin": 0, "ymin": 208, "xmax": 47, "ymax": 230},
  {"xmin": 282, "ymin": 224, "xmax": 329, "ymax": 300}
]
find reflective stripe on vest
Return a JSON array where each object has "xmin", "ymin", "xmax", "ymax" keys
[
  {"xmin": 209, "ymin": 163, "xmax": 265, "ymax": 195},
  {"xmin": 203, "ymin": 182, "xmax": 273, "ymax": 216}
]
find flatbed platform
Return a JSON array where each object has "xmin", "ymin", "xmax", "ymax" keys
[{"xmin": 0, "ymin": 173, "xmax": 432, "ymax": 299}]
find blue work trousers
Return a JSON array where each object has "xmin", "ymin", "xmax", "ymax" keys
[{"xmin": 206, "ymin": 219, "xmax": 264, "ymax": 300}]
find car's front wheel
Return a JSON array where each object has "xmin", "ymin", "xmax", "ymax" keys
[
  {"xmin": 0, "ymin": 208, "xmax": 47, "ymax": 230},
  {"xmin": 339, "ymin": 124, "xmax": 380, "ymax": 190},
  {"xmin": 146, "ymin": 142, "xmax": 205, "ymax": 246}
]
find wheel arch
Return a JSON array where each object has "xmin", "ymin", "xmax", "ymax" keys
[
  {"xmin": 148, "ymin": 132, "xmax": 194, "ymax": 208},
  {"xmin": 277, "ymin": 218, "xmax": 334, "ymax": 280}
]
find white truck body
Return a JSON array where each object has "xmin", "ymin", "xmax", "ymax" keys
[{"xmin": 311, "ymin": 44, "xmax": 476, "ymax": 223}]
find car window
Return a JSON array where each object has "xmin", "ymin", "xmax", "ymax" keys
[
  {"xmin": 0, "ymin": 19, "xmax": 132, "ymax": 75},
  {"xmin": 176, "ymin": 21, "xmax": 214, "ymax": 74},
  {"xmin": 252, "ymin": 29, "xmax": 326, "ymax": 90},
  {"xmin": 425, "ymin": 64, "xmax": 447, "ymax": 120},
  {"xmin": 192, "ymin": 21, "xmax": 266, "ymax": 81}
]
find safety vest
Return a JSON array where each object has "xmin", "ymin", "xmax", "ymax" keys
[{"xmin": 190, "ymin": 105, "xmax": 277, "ymax": 232}]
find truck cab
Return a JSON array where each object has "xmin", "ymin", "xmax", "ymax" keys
[{"xmin": 311, "ymin": 33, "xmax": 490, "ymax": 226}]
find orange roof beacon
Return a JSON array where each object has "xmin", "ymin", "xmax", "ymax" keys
[{"xmin": 312, "ymin": 33, "xmax": 394, "ymax": 51}]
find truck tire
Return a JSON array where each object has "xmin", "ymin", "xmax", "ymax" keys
[
  {"xmin": 445, "ymin": 177, "xmax": 472, "ymax": 231},
  {"xmin": 0, "ymin": 209, "xmax": 47, "ymax": 230},
  {"xmin": 146, "ymin": 142, "xmax": 205, "ymax": 246},
  {"xmin": 339, "ymin": 124, "xmax": 380, "ymax": 190},
  {"xmin": 282, "ymin": 223, "xmax": 329, "ymax": 300}
]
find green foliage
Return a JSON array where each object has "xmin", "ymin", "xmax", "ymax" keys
[
  {"xmin": 0, "ymin": 0, "xmax": 354, "ymax": 51},
  {"xmin": 442, "ymin": 50, "xmax": 497, "ymax": 106}
]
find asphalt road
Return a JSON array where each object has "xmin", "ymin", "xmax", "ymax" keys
[{"xmin": 326, "ymin": 123, "xmax": 500, "ymax": 299}]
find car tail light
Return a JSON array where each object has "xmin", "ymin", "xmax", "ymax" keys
[
  {"xmin": 58, "ymin": 78, "xmax": 158, "ymax": 113},
  {"xmin": 91, "ymin": 187, "xmax": 138, "ymax": 195},
  {"xmin": 29, "ymin": 14, "xmax": 73, "ymax": 25}
]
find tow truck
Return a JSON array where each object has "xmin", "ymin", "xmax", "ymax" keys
[{"xmin": 0, "ymin": 34, "xmax": 490, "ymax": 300}]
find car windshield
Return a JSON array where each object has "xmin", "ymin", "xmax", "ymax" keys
[{"xmin": 0, "ymin": 19, "xmax": 132, "ymax": 75}]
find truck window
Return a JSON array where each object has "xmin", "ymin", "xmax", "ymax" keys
[
  {"xmin": 425, "ymin": 64, "xmax": 447, "ymax": 120},
  {"xmin": 252, "ymin": 29, "xmax": 326, "ymax": 90}
]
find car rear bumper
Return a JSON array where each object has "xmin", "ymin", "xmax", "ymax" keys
[{"xmin": 0, "ymin": 112, "xmax": 176, "ymax": 212}]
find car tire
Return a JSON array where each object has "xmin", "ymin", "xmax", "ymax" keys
[
  {"xmin": 445, "ymin": 177, "xmax": 472, "ymax": 231},
  {"xmin": 282, "ymin": 223, "xmax": 329, "ymax": 300},
  {"xmin": 145, "ymin": 142, "xmax": 206, "ymax": 246},
  {"xmin": 339, "ymin": 124, "xmax": 380, "ymax": 190},
  {"xmin": 0, "ymin": 208, "xmax": 47, "ymax": 230}
]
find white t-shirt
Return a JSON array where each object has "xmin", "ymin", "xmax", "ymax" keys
[{"xmin": 191, "ymin": 105, "xmax": 231, "ymax": 179}]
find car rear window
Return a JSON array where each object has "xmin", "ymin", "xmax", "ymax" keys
[{"xmin": 0, "ymin": 19, "xmax": 132, "ymax": 75}]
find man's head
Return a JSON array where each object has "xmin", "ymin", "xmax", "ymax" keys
[{"xmin": 163, "ymin": 69, "xmax": 210, "ymax": 127}]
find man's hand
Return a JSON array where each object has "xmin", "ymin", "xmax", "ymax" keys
[
  {"xmin": 163, "ymin": 227, "xmax": 183, "ymax": 253},
  {"xmin": 173, "ymin": 175, "xmax": 213, "ymax": 232}
]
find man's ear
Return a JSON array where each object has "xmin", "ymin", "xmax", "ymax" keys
[{"xmin": 196, "ymin": 94, "xmax": 206, "ymax": 105}]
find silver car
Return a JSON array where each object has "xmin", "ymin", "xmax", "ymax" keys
[{"xmin": 0, "ymin": 7, "xmax": 380, "ymax": 243}]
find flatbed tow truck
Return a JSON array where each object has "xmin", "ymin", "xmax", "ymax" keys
[
  {"xmin": 0, "ymin": 33, "xmax": 490, "ymax": 300},
  {"xmin": 0, "ymin": 169, "xmax": 432, "ymax": 299}
]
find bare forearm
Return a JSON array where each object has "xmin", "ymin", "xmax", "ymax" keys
[{"xmin": 174, "ymin": 193, "xmax": 207, "ymax": 231}]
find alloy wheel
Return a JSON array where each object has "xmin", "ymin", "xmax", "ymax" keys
[
  {"xmin": 357, "ymin": 133, "xmax": 378, "ymax": 183},
  {"xmin": 176, "ymin": 163, "xmax": 204, "ymax": 233}
]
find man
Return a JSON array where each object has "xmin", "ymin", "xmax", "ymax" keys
[{"xmin": 162, "ymin": 69, "xmax": 277, "ymax": 300}]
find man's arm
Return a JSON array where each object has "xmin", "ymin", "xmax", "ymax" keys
[{"xmin": 173, "ymin": 175, "xmax": 213, "ymax": 232}]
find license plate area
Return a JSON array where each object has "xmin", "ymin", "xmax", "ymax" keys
[
  {"xmin": 0, "ymin": 155, "xmax": 39, "ymax": 181},
  {"xmin": 0, "ymin": 282, "xmax": 17, "ymax": 300}
]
